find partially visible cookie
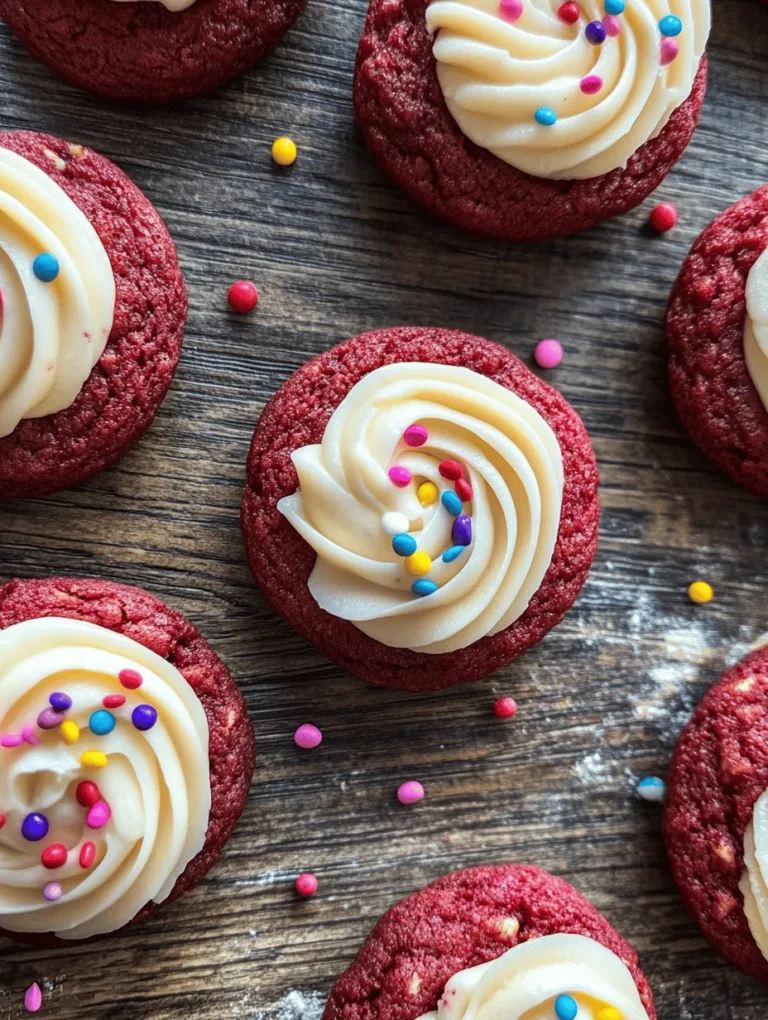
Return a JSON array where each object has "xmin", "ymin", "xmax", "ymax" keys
[
  {"xmin": 0, "ymin": 130, "xmax": 186, "ymax": 500},
  {"xmin": 242, "ymin": 327, "xmax": 600, "ymax": 691},
  {"xmin": 0, "ymin": 576, "xmax": 255, "ymax": 945},
  {"xmin": 0, "ymin": 0, "xmax": 307, "ymax": 102},
  {"xmin": 664, "ymin": 644, "xmax": 768, "ymax": 985},
  {"xmin": 324, "ymin": 864, "xmax": 656, "ymax": 1020},
  {"xmin": 666, "ymin": 186, "xmax": 768, "ymax": 500}
]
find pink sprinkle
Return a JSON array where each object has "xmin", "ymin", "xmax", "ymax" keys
[
  {"xmin": 534, "ymin": 339, "xmax": 563, "ymax": 369},
  {"xmin": 388, "ymin": 465, "xmax": 412, "ymax": 488},
  {"xmin": 498, "ymin": 0, "xmax": 523, "ymax": 21},
  {"xmin": 295, "ymin": 872, "xmax": 319, "ymax": 897},
  {"xmin": 24, "ymin": 983, "xmax": 42, "ymax": 1014},
  {"xmin": 0, "ymin": 733, "xmax": 22, "ymax": 747},
  {"xmin": 397, "ymin": 781, "xmax": 425, "ymax": 805},
  {"xmin": 660, "ymin": 38, "xmax": 679, "ymax": 65},
  {"xmin": 103, "ymin": 694, "xmax": 126, "ymax": 709},
  {"xmin": 603, "ymin": 14, "xmax": 621, "ymax": 35},
  {"xmin": 119, "ymin": 668, "xmax": 143, "ymax": 690},
  {"xmin": 294, "ymin": 723, "xmax": 323, "ymax": 750},
  {"xmin": 494, "ymin": 696, "xmax": 518, "ymax": 719},
  {"xmin": 22, "ymin": 725, "xmax": 38, "ymax": 745},
  {"xmin": 580, "ymin": 75, "xmax": 603, "ymax": 95},
  {"xmin": 43, "ymin": 882, "xmax": 62, "ymax": 902},
  {"xmin": 403, "ymin": 424, "xmax": 428, "ymax": 447},
  {"xmin": 86, "ymin": 800, "xmax": 111, "ymax": 829}
]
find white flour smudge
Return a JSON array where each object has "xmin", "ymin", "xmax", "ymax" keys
[{"xmin": 253, "ymin": 990, "xmax": 327, "ymax": 1020}]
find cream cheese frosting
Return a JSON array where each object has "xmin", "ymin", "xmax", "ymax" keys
[
  {"xmin": 0, "ymin": 147, "xmax": 115, "ymax": 439},
  {"xmin": 739, "ymin": 793, "xmax": 768, "ymax": 962},
  {"xmin": 426, "ymin": 0, "xmax": 710, "ymax": 180},
  {"xmin": 416, "ymin": 934, "xmax": 652, "ymax": 1020},
  {"xmin": 744, "ymin": 246, "xmax": 768, "ymax": 415},
  {"xmin": 0, "ymin": 618, "xmax": 210, "ymax": 940},
  {"xmin": 277, "ymin": 363, "xmax": 564, "ymax": 655},
  {"xmin": 110, "ymin": 0, "xmax": 197, "ymax": 9}
]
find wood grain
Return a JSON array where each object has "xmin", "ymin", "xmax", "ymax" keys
[{"xmin": 1, "ymin": 3, "xmax": 768, "ymax": 1018}]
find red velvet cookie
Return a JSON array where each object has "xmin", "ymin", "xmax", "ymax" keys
[
  {"xmin": 0, "ymin": 130, "xmax": 186, "ymax": 500},
  {"xmin": 0, "ymin": 0, "xmax": 307, "ymax": 103},
  {"xmin": 664, "ymin": 644, "xmax": 768, "ymax": 985},
  {"xmin": 354, "ymin": 0, "xmax": 707, "ymax": 241},
  {"xmin": 242, "ymin": 327, "xmax": 600, "ymax": 691},
  {"xmin": 666, "ymin": 187, "xmax": 768, "ymax": 500},
  {"xmin": 324, "ymin": 865, "xmax": 656, "ymax": 1020},
  {"xmin": 0, "ymin": 575, "xmax": 255, "ymax": 946}
]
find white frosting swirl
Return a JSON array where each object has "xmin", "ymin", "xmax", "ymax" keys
[
  {"xmin": 739, "ymin": 792, "xmax": 768, "ymax": 961},
  {"xmin": 0, "ymin": 148, "xmax": 115, "ymax": 439},
  {"xmin": 109, "ymin": 0, "xmax": 196, "ymax": 9},
  {"xmin": 416, "ymin": 934, "xmax": 651, "ymax": 1020},
  {"xmin": 744, "ymin": 247, "xmax": 768, "ymax": 415},
  {"xmin": 277, "ymin": 363, "xmax": 564, "ymax": 655},
  {"xmin": 426, "ymin": 0, "xmax": 710, "ymax": 180},
  {"xmin": 0, "ymin": 618, "xmax": 210, "ymax": 940}
]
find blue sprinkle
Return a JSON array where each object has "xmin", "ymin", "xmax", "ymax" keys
[
  {"xmin": 604, "ymin": 0, "xmax": 624, "ymax": 14},
  {"xmin": 392, "ymin": 533, "xmax": 417, "ymax": 557},
  {"xmin": 659, "ymin": 14, "xmax": 682, "ymax": 36},
  {"xmin": 442, "ymin": 545, "xmax": 465, "ymax": 564},
  {"xmin": 33, "ymin": 252, "xmax": 59, "ymax": 282},
  {"xmin": 412, "ymin": 579, "xmax": 437, "ymax": 597},
  {"xmin": 89, "ymin": 710, "xmax": 116, "ymax": 736},
  {"xmin": 534, "ymin": 106, "xmax": 557, "ymax": 126},
  {"xmin": 441, "ymin": 490, "xmax": 462, "ymax": 516},
  {"xmin": 637, "ymin": 776, "xmax": 666, "ymax": 802},
  {"xmin": 554, "ymin": 995, "xmax": 578, "ymax": 1020}
]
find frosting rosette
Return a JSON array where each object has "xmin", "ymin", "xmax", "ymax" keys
[
  {"xmin": 744, "ymin": 246, "xmax": 768, "ymax": 415},
  {"xmin": 0, "ymin": 617, "xmax": 210, "ymax": 940},
  {"xmin": 416, "ymin": 934, "xmax": 651, "ymax": 1020},
  {"xmin": 426, "ymin": 0, "xmax": 710, "ymax": 180},
  {"xmin": 0, "ymin": 147, "xmax": 115, "ymax": 439},
  {"xmin": 277, "ymin": 363, "xmax": 564, "ymax": 654}
]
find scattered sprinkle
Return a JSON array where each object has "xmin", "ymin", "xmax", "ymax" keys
[
  {"xmin": 49, "ymin": 692, "xmax": 72, "ymax": 713},
  {"xmin": 439, "ymin": 460, "xmax": 463, "ymax": 481},
  {"xmin": 89, "ymin": 710, "xmax": 116, "ymax": 736},
  {"xmin": 119, "ymin": 668, "xmax": 143, "ymax": 690},
  {"xmin": 603, "ymin": 13, "xmax": 621, "ymax": 35},
  {"xmin": 660, "ymin": 38, "xmax": 679, "ymax": 65},
  {"xmin": 580, "ymin": 75, "xmax": 603, "ymax": 95},
  {"xmin": 86, "ymin": 801, "xmax": 111, "ymax": 830},
  {"xmin": 585, "ymin": 19, "xmax": 607, "ymax": 43},
  {"xmin": 403, "ymin": 424, "xmax": 428, "ymax": 447},
  {"xmin": 534, "ymin": 338, "xmax": 563, "ymax": 369},
  {"xmin": 41, "ymin": 843, "xmax": 68, "ymax": 869},
  {"xmin": 103, "ymin": 694, "xmax": 126, "ymax": 709},
  {"xmin": 649, "ymin": 202, "xmax": 678, "ymax": 232},
  {"xmin": 80, "ymin": 841, "xmax": 97, "ymax": 869},
  {"xmin": 397, "ymin": 781, "xmax": 425, "ymax": 805},
  {"xmin": 494, "ymin": 697, "xmax": 518, "ymax": 719},
  {"xmin": 534, "ymin": 106, "xmax": 557, "ymax": 126},
  {"xmin": 0, "ymin": 733, "xmax": 22, "ymax": 747},
  {"xmin": 381, "ymin": 511, "xmax": 410, "ymax": 535},
  {"xmin": 22, "ymin": 725, "xmax": 38, "ymax": 745},
  {"xmin": 43, "ymin": 882, "xmax": 63, "ymax": 902},
  {"xmin": 412, "ymin": 579, "xmax": 438, "ymax": 597},
  {"xmin": 388, "ymin": 465, "xmax": 413, "ymax": 488},
  {"xmin": 406, "ymin": 551, "xmax": 432, "ymax": 576},
  {"xmin": 24, "ymin": 984, "xmax": 42, "ymax": 1014},
  {"xmin": 76, "ymin": 781, "xmax": 100, "ymax": 807},
  {"xmin": 687, "ymin": 580, "xmax": 713, "ymax": 605},
  {"xmin": 441, "ymin": 489, "xmax": 463, "ymax": 516},
  {"xmin": 417, "ymin": 481, "xmax": 439, "ymax": 506},
  {"xmin": 451, "ymin": 514, "xmax": 472, "ymax": 547},
  {"xmin": 80, "ymin": 750, "xmax": 108, "ymax": 769},
  {"xmin": 295, "ymin": 872, "xmax": 319, "ymax": 897},
  {"xmin": 228, "ymin": 280, "xmax": 259, "ymax": 314},
  {"xmin": 659, "ymin": 14, "xmax": 682, "ymax": 36},
  {"xmin": 392, "ymin": 533, "xmax": 418, "ymax": 557},
  {"xmin": 604, "ymin": 0, "xmax": 624, "ymax": 13},
  {"xmin": 272, "ymin": 136, "xmax": 298, "ymax": 167},
  {"xmin": 442, "ymin": 545, "xmax": 465, "ymax": 564},
  {"xmin": 557, "ymin": 1, "xmax": 580, "ymax": 24},
  {"xmin": 32, "ymin": 253, "xmax": 59, "ymax": 283},
  {"xmin": 131, "ymin": 705, "xmax": 158, "ymax": 732},
  {"xmin": 498, "ymin": 0, "xmax": 523, "ymax": 20},
  {"xmin": 637, "ymin": 776, "xmax": 666, "ymax": 802},
  {"xmin": 0, "ymin": 813, "xmax": 4, "ymax": 829},
  {"xmin": 21, "ymin": 813, "xmax": 49, "ymax": 842},
  {"xmin": 596, "ymin": 1008, "xmax": 622, "ymax": 1020},
  {"xmin": 294, "ymin": 723, "xmax": 323, "ymax": 750},
  {"xmin": 59, "ymin": 720, "xmax": 80, "ymax": 745},
  {"xmin": 36, "ymin": 708, "xmax": 61, "ymax": 730},
  {"xmin": 455, "ymin": 478, "xmax": 473, "ymax": 502},
  {"xmin": 555, "ymin": 995, "xmax": 578, "ymax": 1020}
]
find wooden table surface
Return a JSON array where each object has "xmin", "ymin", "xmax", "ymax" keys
[{"xmin": 1, "ymin": 3, "xmax": 768, "ymax": 1018}]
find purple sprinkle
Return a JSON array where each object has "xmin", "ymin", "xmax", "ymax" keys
[
  {"xmin": 131, "ymin": 704, "xmax": 158, "ymax": 732},
  {"xmin": 585, "ymin": 19, "xmax": 606, "ymax": 44},
  {"xmin": 21, "ymin": 812, "xmax": 49, "ymax": 842},
  {"xmin": 49, "ymin": 692, "xmax": 72, "ymax": 713},
  {"xmin": 451, "ymin": 514, "xmax": 472, "ymax": 547},
  {"xmin": 36, "ymin": 708, "xmax": 61, "ymax": 730},
  {"xmin": 43, "ymin": 882, "xmax": 63, "ymax": 902}
]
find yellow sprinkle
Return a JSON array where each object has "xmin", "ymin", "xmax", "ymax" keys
[
  {"xmin": 596, "ymin": 1009, "xmax": 622, "ymax": 1020},
  {"xmin": 688, "ymin": 580, "xmax": 714, "ymax": 605},
  {"xmin": 417, "ymin": 481, "xmax": 439, "ymax": 507},
  {"xmin": 271, "ymin": 136, "xmax": 297, "ymax": 167},
  {"xmin": 60, "ymin": 720, "xmax": 80, "ymax": 745},
  {"xmin": 406, "ymin": 551, "xmax": 432, "ymax": 577},
  {"xmin": 80, "ymin": 750, "xmax": 107, "ymax": 769}
]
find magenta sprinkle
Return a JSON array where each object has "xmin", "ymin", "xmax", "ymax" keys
[
  {"xmin": 86, "ymin": 800, "xmax": 111, "ymax": 830},
  {"xmin": 0, "ymin": 733, "xmax": 22, "ymax": 747},
  {"xmin": 43, "ymin": 882, "xmax": 62, "ymax": 902},
  {"xmin": 660, "ymin": 38, "xmax": 679, "ymax": 65},
  {"xmin": 603, "ymin": 14, "xmax": 621, "ymax": 35},
  {"xmin": 22, "ymin": 725, "xmax": 38, "ymax": 745},
  {"xmin": 388, "ymin": 465, "xmax": 413, "ymax": 488},
  {"xmin": 24, "ymin": 983, "xmax": 42, "ymax": 1014},
  {"xmin": 397, "ymin": 781, "xmax": 425, "ymax": 805},
  {"xmin": 36, "ymin": 708, "xmax": 61, "ymax": 730},
  {"xmin": 403, "ymin": 424, "xmax": 428, "ymax": 447},
  {"xmin": 294, "ymin": 723, "xmax": 323, "ymax": 749},
  {"xmin": 580, "ymin": 75, "xmax": 603, "ymax": 95},
  {"xmin": 498, "ymin": 0, "xmax": 523, "ymax": 21}
]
